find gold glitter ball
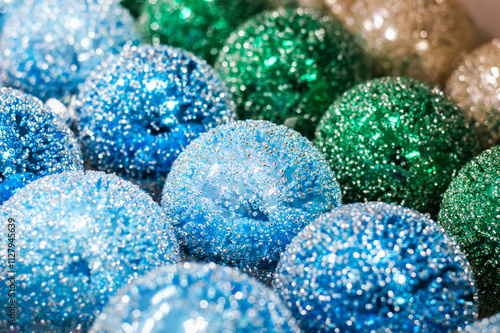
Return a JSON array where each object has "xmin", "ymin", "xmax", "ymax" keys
[
  {"xmin": 323, "ymin": 0, "xmax": 481, "ymax": 86},
  {"xmin": 447, "ymin": 40, "xmax": 500, "ymax": 150}
]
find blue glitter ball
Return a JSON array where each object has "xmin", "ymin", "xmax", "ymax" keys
[
  {"xmin": 0, "ymin": 88, "xmax": 83, "ymax": 204},
  {"xmin": 0, "ymin": 171, "xmax": 181, "ymax": 331},
  {"xmin": 0, "ymin": 0, "xmax": 139, "ymax": 102},
  {"xmin": 274, "ymin": 202, "xmax": 477, "ymax": 332},
  {"xmin": 76, "ymin": 44, "xmax": 235, "ymax": 198},
  {"xmin": 90, "ymin": 262, "xmax": 301, "ymax": 332},
  {"xmin": 461, "ymin": 313, "xmax": 500, "ymax": 332},
  {"xmin": 161, "ymin": 120, "xmax": 341, "ymax": 280}
]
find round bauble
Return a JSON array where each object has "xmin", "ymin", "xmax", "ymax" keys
[
  {"xmin": 0, "ymin": 171, "xmax": 180, "ymax": 331},
  {"xmin": 215, "ymin": 7, "xmax": 368, "ymax": 138},
  {"xmin": 447, "ymin": 40, "xmax": 500, "ymax": 150},
  {"xmin": 315, "ymin": 76, "xmax": 480, "ymax": 216},
  {"xmin": 0, "ymin": 88, "xmax": 83, "ymax": 204},
  {"xmin": 323, "ymin": 0, "xmax": 480, "ymax": 85},
  {"xmin": 76, "ymin": 45, "xmax": 235, "ymax": 199},
  {"xmin": 274, "ymin": 202, "xmax": 477, "ymax": 332},
  {"xmin": 91, "ymin": 262, "xmax": 300, "ymax": 332},
  {"xmin": 0, "ymin": 0, "xmax": 139, "ymax": 102},
  {"xmin": 162, "ymin": 120, "xmax": 341, "ymax": 281}
]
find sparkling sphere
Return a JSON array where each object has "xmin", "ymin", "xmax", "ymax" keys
[
  {"xmin": 315, "ymin": 76, "xmax": 480, "ymax": 216},
  {"xmin": 274, "ymin": 202, "xmax": 478, "ymax": 332},
  {"xmin": 138, "ymin": 0, "xmax": 268, "ymax": 64},
  {"xmin": 0, "ymin": 0, "xmax": 140, "ymax": 102},
  {"xmin": 0, "ymin": 171, "xmax": 181, "ymax": 331},
  {"xmin": 323, "ymin": 0, "xmax": 481, "ymax": 85},
  {"xmin": 0, "ymin": 88, "xmax": 83, "ymax": 204},
  {"xmin": 76, "ymin": 45, "xmax": 235, "ymax": 198},
  {"xmin": 215, "ymin": 7, "xmax": 368, "ymax": 139},
  {"xmin": 438, "ymin": 146, "xmax": 500, "ymax": 315},
  {"xmin": 461, "ymin": 313, "xmax": 500, "ymax": 333},
  {"xmin": 90, "ymin": 262, "xmax": 301, "ymax": 332},
  {"xmin": 162, "ymin": 120, "xmax": 341, "ymax": 280},
  {"xmin": 446, "ymin": 40, "xmax": 500, "ymax": 150}
]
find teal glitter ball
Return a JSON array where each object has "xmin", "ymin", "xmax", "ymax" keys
[
  {"xmin": 137, "ymin": 0, "xmax": 268, "ymax": 63},
  {"xmin": 214, "ymin": 7, "xmax": 369, "ymax": 138},
  {"xmin": 315, "ymin": 76, "xmax": 480, "ymax": 216},
  {"xmin": 438, "ymin": 146, "xmax": 500, "ymax": 315}
]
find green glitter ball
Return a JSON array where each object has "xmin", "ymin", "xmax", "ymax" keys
[
  {"xmin": 438, "ymin": 146, "xmax": 500, "ymax": 316},
  {"xmin": 315, "ymin": 76, "xmax": 480, "ymax": 216},
  {"xmin": 215, "ymin": 7, "xmax": 368, "ymax": 138},
  {"xmin": 120, "ymin": 0, "xmax": 145, "ymax": 18},
  {"xmin": 137, "ymin": 0, "xmax": 268, "ymax": 63}
]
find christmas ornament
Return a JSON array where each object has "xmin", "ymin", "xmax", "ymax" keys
[
  {"xmin": 315, "ymin": 76, "xmax": 480, "ymax": 216},
  {"xmin": 274, "ymin": 202, "xmax": 478, "ymax": 332},
  {"xmin": 76, "ymin": 45, "xmax": 235, "ymax": 199},
  {"xmin": 90, "ymin": 262, "xmax": 301, "ymax": 332},
  {"xmin": 438, "ymin": 146, "xmax": 500, "ymax": 315},
  {"xmin": 446, "ymin": 40, "xmax": 500, "ymax": 149},
  {"xmin": 323, "ymin": 0, "xmax": 481, "ymax": 85},
  {"xmin": 0, "ymin": 0, "xmax": 139, "ymax": 103},
  {"xmin": 461, "ymin": 313, "xmax": 500, "ymax": 333},
  {"xmin": 0, "ymin": 171, "xmax": 181, "ymax": 331},
  {"xmin": 215, "ymin": 7, "xmax": 368, "ymax": 138},
  {"xmin": 0, "ymin": 88, "xmax": 83, "ymax": 204},
  {"xmin": 120, "ymin": 0, "xmax": 145, "ymax": 18},
  {"xmin": 138, "ymin": 0, "xmax": 268, "ymax": 64},
  {"xmin": 162, "ymin": 120, "xmax": 341, "ymax": 281}
]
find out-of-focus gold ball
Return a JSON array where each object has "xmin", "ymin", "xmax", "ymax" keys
[
  {"xmin": 323, "ymin": 0, "xmax": 481, "ymax": 86},
  {"xmin": 447, "ymin": 40, "xmax": 500, "ymax": 150}
]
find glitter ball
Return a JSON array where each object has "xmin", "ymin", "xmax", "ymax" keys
[
  {"xmin": 0, "ymin": 88, "xmax": 83, "ymax": 204},
  {"xmin": 215, "ymin": 7, "xmax": 368, "ymax": 139},
  {"xmin": 323, "ymin": 0, "xmax": 481, "ymax": 85},
  {"xmin": 138, "ymin": 0, "xmax": 268, "ymax": 64},
  {"xmin": 438, "ymin": 146, "xmax": 500, "ymax": 316},
  {"xmin": 315, "ymin": 76, "xmax": 480, "ymax": 216},
  {"xmin": 90, "ymin": 262, "xmax": 301, "ymax": 332},
  {"xmin": 0, "ymin": 0, "xmax": 140, "ymax": 103},
  {"xmin": 76, "ymin": 45, "xmax": 235, "ymax": 198},
  {"xmin": 446, "ymin": 40, "xmax": 500, "ymax": 150},
  {"xmin": 162, "ymin": 120, "xmax": 341, "ymax": 280},
  {"xmin": 461, "ymin": 313, "xmax": 500, "ymax": 333},
  {"xmin": 274, "ymin": 202, "xmax": 478, "ymax": 332}
]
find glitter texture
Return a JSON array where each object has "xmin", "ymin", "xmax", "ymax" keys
[
  {"xmin": 138, "ymin": 0, "xmax": 268, "ymax": 64},
  {"xmin": 461, "ymin": 313, "xmax": 500, "ymax": 333},
  {"xmin": 76, "ymin": 45, "xmax": 235, "ymax": 198},
  {"xmin": 215, "ymin": 7, "xmax": 368, "ymax": 138},
  {"xmin": 315, "ymin": 76, "xmax": 480, "ymax": 216},
  {"xmin": 323, "ymin": 0, "xmax": 481, "ymax": 85},
  {"xmin": 162, "ymin": 120, "xmax": 341, "ymax": 280},
  {"xmin": 0, "ymin": 88, "xmax": 83, "ymax": 204},
  {"xmin": 91, "ymin": 262, "xmax": 301, "ymax": 333},
  {"xmin": 0, "ymin": 0, "xmax": 140, "ymax": 102},
  {"xmin": 446, "ymin": 40, "xmax": 500, "ymax": 150},
  {"xmin": 274, "ymin": 202, "xmax": 478, "ymax": 332},
  {"xmin": 438, "ymin": 146, "xmax": 500, "ymax": 316},
  {"xmin": 0, "ymin": 171, "xmax": 181, "ymax": 331}
]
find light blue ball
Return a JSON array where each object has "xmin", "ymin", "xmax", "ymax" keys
[
  {"xmin": 0, "ymin": 171, "xmax": 181, "ymax": 331},
  {"xmin": 90, "ymin": 262, "xmax": 301, "ymax": 333},
  {"xmin": 161, "ymin": 120, "xmax": 341, "ymax": 280},
  {"xmin": 274, "ymin": 202, "xmax": 478, "ymax": 332},
  {"xmin": 0, "ymin": 88, "xmax": 83, "ymax": 204},
  {"xmin": 0, "ymin": 0, "xmax": 139, "ymax": 102}
]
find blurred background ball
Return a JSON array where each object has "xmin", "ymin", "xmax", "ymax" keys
[
  {"xmin": 315, "ymin": 76, "xmax": 480, "ymax": 216},
  {"xmin": 91, "ymin": 262, "xmax": 301, "ymax": 332},
  {"xmin": 76, "ymin": 45, "xmax": 235, "ymax": 199},
  {"xmin": 215, "ymin": 7, "xmax": 368, "ymax": 138},
  {"xmin": 274, "ymin": 202, "xmax": 477, "ymax": 332},
  {"xmin": 162, "ymin": 120, "xmax": 341, "ymax": 281},
  {"xmin": 322, "ymin": 0, "xmax": 481, "ymax": 86},
  {"xmin": 138, "ymin": 0, "xmax": 268, "ymax": 64},
  {"xmin": 446, "ymin": 40, "xmax": 500, "ymax": 150},
  {"xmin": 438, "ymin": 146, "xmax": 500, "ymax": 316},
  {"xmin": 0, "ymin": 171, "xmax": 180, "ymax": 331},
  {"xmin": 0, "ymin": 88, "xmax": 83, "ymax": 204},
  {"xmin": 0, "ymin": 0, "xmax": 139, "ymax": 103}
]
